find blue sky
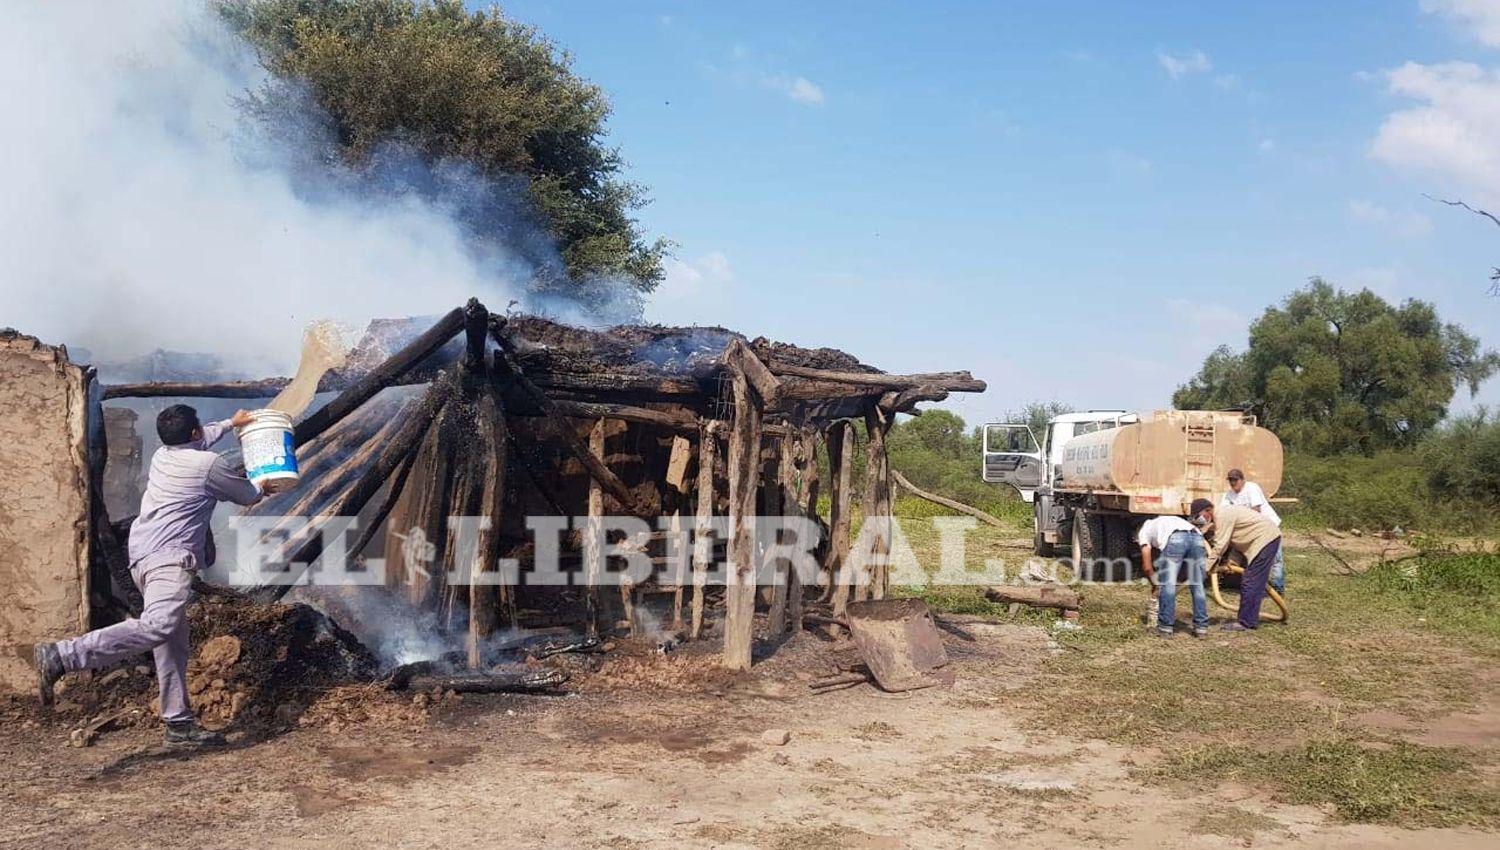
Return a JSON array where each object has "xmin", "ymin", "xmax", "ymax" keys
[{"xmin": 494, "ymin": 0, "xmax": 1500, "ymax": 426}]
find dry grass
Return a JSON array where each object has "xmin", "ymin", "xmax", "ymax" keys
[{"xmin": 892, "ymin": 526, "xmax": 1500, "ymax": 828}]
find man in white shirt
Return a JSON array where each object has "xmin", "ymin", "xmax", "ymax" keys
[
  {"xmin": 1137, "ymin": 514, "xmax": 1209, "ymax": 638},
  {"xmin": 1221, "ymin": 468, "xmax": 1285, "ymax": 594}
]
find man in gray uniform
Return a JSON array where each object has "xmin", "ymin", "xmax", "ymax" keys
[{"xmin": 34, "ymin": 404, "xmax": 261, "ymax": 746}]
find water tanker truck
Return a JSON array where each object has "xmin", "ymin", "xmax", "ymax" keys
[{"xmin": 982, "ymin": 410, "xmax": 1284, "ymax": 573}]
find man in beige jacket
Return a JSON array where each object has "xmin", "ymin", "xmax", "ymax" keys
[{"xmin": 1189, "ymin": 498, "xmax": 1282, "ymax": 632}]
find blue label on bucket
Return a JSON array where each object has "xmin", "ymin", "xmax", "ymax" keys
[{"xmin": 246, "ymin": 432, "xmax": 299, "ymax": 480}]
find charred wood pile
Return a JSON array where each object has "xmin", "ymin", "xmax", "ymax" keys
[{"xmin": 99, "ymin": 299, "xmax": 986, "ymax": 672}]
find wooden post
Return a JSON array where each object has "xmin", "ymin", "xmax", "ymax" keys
[
  {"xmin": 766, "ymin": 434, "xmax": 797, "ymax": 635},
  {"xmin": 467, "ymin": 379, "xmax": 509, "ymax": 668},
  {"xmin": 584, "ymin": 418, "xmax": 606, "ymax": 639},
  {"xmin": 722, "ymin": 364, "xmax": 762, "ymax": 671},
  {"xmin": 864, "ymin": 405, "xmax": 893, "ymax": 600},
  {"xmin": 827, "ymin": 420, "xmax": 855, "ymax": 621},
  {"xmin": 667, "ymin": 434, "xmax": 691, "ymax": 629},
  {"xmin": 690, "ymin": 423, "xmax": 719, "ymax": 640},
  {"xmin": 789, "ymin": 428, "xmax": 820, "ymax": 634}
]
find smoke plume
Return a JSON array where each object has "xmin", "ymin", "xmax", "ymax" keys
[{"xmin": 0, "ymin": 0, "xmax": 630, "ymax": 375}]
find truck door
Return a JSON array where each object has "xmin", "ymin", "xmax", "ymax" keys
[{"xmin": 982, "ymin": 424, "xmax": 1044, "ymax": 500}]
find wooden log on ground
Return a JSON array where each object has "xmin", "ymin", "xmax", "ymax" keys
[
  {"xmin": 983, "ymin": 584, "xmax": 1081, "ymax": 611},
  {"xmin": 722, "ymin": 362, "xmax": 762, "ymax": 671},
  {"xmin": 294, "ymin": 306, "xmax": 466, "ymax": 447},
  {"xmin": 691, "ymin": 422, "xmax": 720, "ymax": 640},
  {"xmin": 891, "ymin": 469, "xmax": 1006, "ymax": 528},
  {"xmin": 826, "ymin": 420, "xmax": 854, "ymax": 618}
]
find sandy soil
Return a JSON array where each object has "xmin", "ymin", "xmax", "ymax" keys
[{"xmin": 4, "ymin": 613, "xmax": 1496, "ymax": 850}]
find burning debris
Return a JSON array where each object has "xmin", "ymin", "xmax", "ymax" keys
[{"xmin": 4, "ymin": 298, "xmax": 986, "ymax": 728}]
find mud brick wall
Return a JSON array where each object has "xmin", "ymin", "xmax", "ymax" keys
[{"xmin": 0, "ymin": 331, "xmax": 90, "ymax": 692}]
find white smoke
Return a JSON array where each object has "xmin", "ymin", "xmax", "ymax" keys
[{"xmin": 0, "ymin": 0, "xmax": 612, "ymax": 374}]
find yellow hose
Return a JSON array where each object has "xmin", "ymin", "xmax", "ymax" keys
[{"xmin": 1209, "ymin": 562, "xmax": 1287, "ymax": 623}]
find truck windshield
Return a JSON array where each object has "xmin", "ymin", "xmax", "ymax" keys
[{"xmin": 1074, "ymin": 419, "xmax": 1120, "ymax": 436}]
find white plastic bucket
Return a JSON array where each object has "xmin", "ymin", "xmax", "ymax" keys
[{"xmin": 237, "ymin": 409, "xmax": 300, "ymax": 493}]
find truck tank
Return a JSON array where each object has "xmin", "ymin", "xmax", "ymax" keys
[{"xmin": 1055, "ymin": 410, "xmax": 1282, "ymax": 516}]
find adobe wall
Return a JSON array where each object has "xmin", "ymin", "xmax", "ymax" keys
[{"xmin": 0, "ymin": 330, "xmax": 90, "ymax": 693}]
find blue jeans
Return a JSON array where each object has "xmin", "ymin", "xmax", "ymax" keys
[
  {"xmin": 1157, "ymin": 531, "xmax": 1208, "ymax": 632},
  {"xmin": 1270, "ymin": 544, "xmax": 1286, "ymax": 594}
]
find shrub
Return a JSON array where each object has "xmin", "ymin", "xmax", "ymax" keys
[{"xmin": 1281, "ymin": 451, "xmax": 1433, "ymax": 531}]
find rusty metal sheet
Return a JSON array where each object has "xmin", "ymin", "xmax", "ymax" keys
[{"xmin": 845, "ymin": 598, "xmax": 950, "ymax": 692}]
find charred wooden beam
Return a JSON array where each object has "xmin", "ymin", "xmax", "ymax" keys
[
  {"xmin": 724, "ymin": 338, "xmax": 782, "ymax": 408},
  {"xmin": 765, "ymin": 363, "xmax": 985, "ymax": 393},
  {"xmin": 258, "ymin": 373, "xmax": 451, "ymax": 603},
  {"xmin": 468, "ymin": 376, "xmax": 510, "ymax": 666},
  {"xmin": 101, "ymin": 377, "xmax": 296, "ymax": 400},
  {"xmin": 880, "ymin": 385, "xmax": 951, "ymax": 414},
  {"xmin": 462, "ymin": 298, "xmax": 489, "ymax": 371},
  {"xmin": 550, "ymin": 399, "xmax": 699, "ymax": 432},
  {"xmin": 294, "ymin": 306, "xmax": 466, "ymax": 447},
  {"xmin": 528, "ymin": 370, "xmax": 702, "ymax": 398},
  {"xmin": 489, "ymin": 327, "xmax": 652, "ymax": 518}
]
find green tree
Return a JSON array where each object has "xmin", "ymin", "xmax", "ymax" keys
[
  {"xmin": 221, "ymin": 0, "xmax": 667, "ymax": 306},
  {"xmin": 1174, "ymin": 278, "xmax": 1500, "ymax": 454},
  {"xmin": 1000, "ymin": 400, "xmax": 1075, "ymax": 448}
]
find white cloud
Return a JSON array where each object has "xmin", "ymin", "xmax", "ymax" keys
[
  {"xmin": 1157, "ymin": 49, "xmax": 1212, "ymax": 78},
  {"xmin": 1259, "ymin": 138, "xmax": 1277, "ymax": 152},
  {"xmin": 656, "ymin": 251, "xmax": 733, "ymax": 301},
  {"xmin": 1347, "ymin": 199, "xmax": 1435, "ymax": 236},
  {"xmin": 1370, "ymin": 61, "xmax": 1500, "ymax": 200},
  {"xmin": 763, "ymin": 74, "xmax": 824, "ymax": 106},
  {"xmin": 1422, "ymin": 0, "xmax": 1500, "ymax": 48}
]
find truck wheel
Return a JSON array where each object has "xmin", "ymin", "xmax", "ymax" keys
[
  {"xmin": 1033, "ymin": 503, "xmax": 1056, "ymax": 557},
  {"xmin": 1101, "ymin": 516, "xmax": 1137, "ymax": 581},
  {"xmin": 1070, "ymin": 510, "xmax": 1104, "ymax": 579}
]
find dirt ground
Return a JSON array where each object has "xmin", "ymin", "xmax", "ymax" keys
[{"xmin": 3, "ymin": 539, "xmax": 1498, "ymax": 849}]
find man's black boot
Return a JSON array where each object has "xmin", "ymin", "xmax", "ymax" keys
[
  {"xmin": 33, "ymin": 643, "xmax": 64, "ymax": 707},
  {"xmin": 164, "ymin": 720, "xmax": 226, "ymax": 747}
]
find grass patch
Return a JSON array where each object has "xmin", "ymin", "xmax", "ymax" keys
[
  {"xmin": 1154, "ymin": 739, "xmax": 1500, "ymax": 828},
  {"xmin": 995, "ymin": 544, "xmax": 1500, "ymax": 824},
  {"xmin": 1365, "ymin": 548, "xmax": 1500, "ymax": 649}
]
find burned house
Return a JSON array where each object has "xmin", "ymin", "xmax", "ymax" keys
[{"xmin": 0, "ymin": 300, "xmax": 983, "ymax": 690}]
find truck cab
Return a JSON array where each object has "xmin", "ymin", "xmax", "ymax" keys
[{"xmin": 982, "ymin": 411, "xmax": 1136, "ymax": 555}]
